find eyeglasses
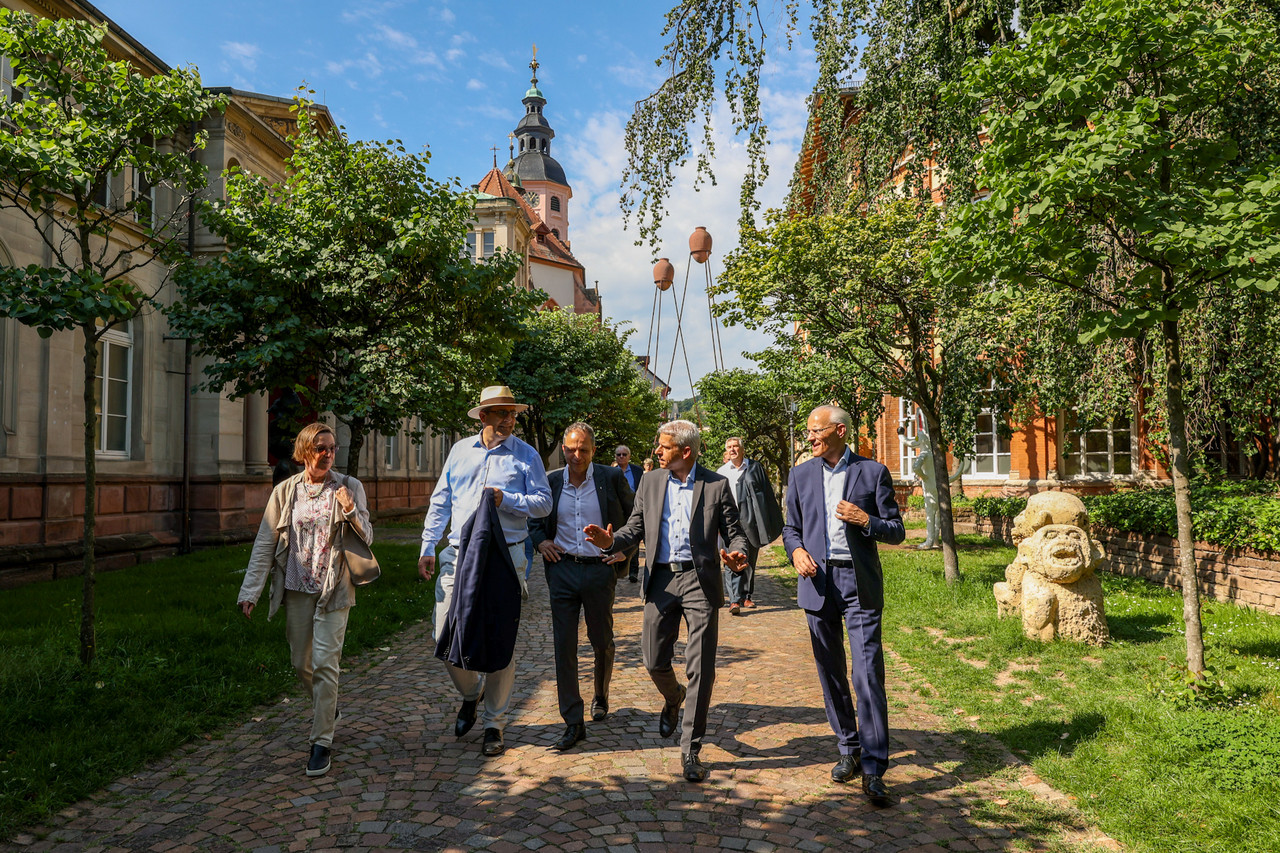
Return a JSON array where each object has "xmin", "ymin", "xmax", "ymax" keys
[
  {"xmin": 804, "ymin": 425, "xmax": 837, "ymax": 438},
  {"xmin": 614, "ymin": 451, "xmax": 627, "ymax": 457},
  {"xmin": 486, "ymin": 408, "xmax": 518, "ymax": 420},
  {"xmin": 313, "ymin": 444, "xmax": 338, "ymax": 456}
]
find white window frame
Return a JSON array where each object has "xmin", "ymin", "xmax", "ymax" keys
[
  {"xmin": 95, "ymin": 321, "xmax": 133, "ymax": 457},
  {"xmin": 898, "ymin": 399, "xmax": 919, "ymax": 479},
  {"xmin": 482, "ymin": 230, "xmax": 495, "ymax": 258},
  {"xmin": 465, "ymin": 231, "xmax": 477, "ymax": 260},
  {"xmin": 965, "ymin": 382, "xmax": 1012, "ymax": 479},
  {"xmin": 1060, "ymin": 410, "xmax": 1135, "ymax": 479},
  {"xmin": 383, "ymin": 431, "xmax": 398, "ymax": 470}
]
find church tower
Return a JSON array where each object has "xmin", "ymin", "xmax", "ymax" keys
[{"xmin": 504, "ymin": 47, "xmax": 572, "ymax": 245}]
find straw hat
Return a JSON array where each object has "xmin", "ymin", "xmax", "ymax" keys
[{"xmin": 467, "ymin": 385, "xmax": 530, "ymax": 420}]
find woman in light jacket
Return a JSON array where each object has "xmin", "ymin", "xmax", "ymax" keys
[{"xmin": 237, "ymin": 422, "xmax": 372, "ymax": 778}]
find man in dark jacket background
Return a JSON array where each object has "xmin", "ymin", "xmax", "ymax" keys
[
  {"xmin": 717, "ymin": 437, "xmax": 784, "ymax": 615},
  {"xmin": 532, "ymin": 423, "xmax": 635, "ymax": 751}
]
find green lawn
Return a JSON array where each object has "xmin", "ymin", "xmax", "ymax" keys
[
  {"xmin": 763, "ymin": 538, "xmax": 1280, "ymax": 853},
  {"xmin": 0, "ymin": 542, "xmax": 431, "ymax": 840}
]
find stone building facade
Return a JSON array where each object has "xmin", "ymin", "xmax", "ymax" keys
[{"xmin": 0, "ymin": 0, "xmax": 450, "ymax": 584}]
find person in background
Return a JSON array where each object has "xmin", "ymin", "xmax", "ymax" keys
[
  {"xmin": 717, "ymin": 437, "xmax": 784, "ymax": 616},
  {"xmin": 614, "ymin": 445, "xmax": 646, "ymax": 582},
  {"xmin": 238, "ymin": 422, "xmax": 372, "ymax": 778}
]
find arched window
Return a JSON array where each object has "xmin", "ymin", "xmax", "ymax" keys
[
  {"xmin": 550, "ymin": 196, "xmax": 561, "ymax": 212},
  {"xmin": 552, "ymin": 228, "xmax": 560, "ymax": 240}
]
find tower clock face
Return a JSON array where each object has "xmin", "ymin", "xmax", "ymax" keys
[{"xmin": 524, "ymin": 191, "xmax": 540, "ymax": 207}]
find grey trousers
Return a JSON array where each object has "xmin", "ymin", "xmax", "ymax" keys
[
  {"xmin": 643, "ymin": 565, "xmax": 719, "ymax": 754},
  {"xmin": 433, "ymin": 541, "xmax": 525, "ymax": 734},
  {"xmin": 283, "ymin": 590, "xmax": 350, "ymax": 748},
  {"xmin": 724, "ymin": 543, "xmax": 760, "ymax": 605},
  {"xmin": 546, "ymin": 557, "xmax": 617, "ymax": 725}
]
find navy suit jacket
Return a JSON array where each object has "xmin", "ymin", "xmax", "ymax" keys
[
  {"xmin": 530, "ymin": 463, "xmax": 636, "ymax": 559},
  {"xmin": 434, "ymin": 496, "xmax": 522, "ymax": 672},
  {"xmin": 620, "ymin": 462, "xmax": 645, "ymax": 492},
  {"xmin": 782, "ymin": 451, "xmax": 905, "ymax": 612}
]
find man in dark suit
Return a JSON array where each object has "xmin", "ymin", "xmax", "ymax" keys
[
  {"xmin": 613, "ymin": 445, "xmax": 646, "ymax": 582},
  {"xmin": 531, "ymin": 423, "xmax": 635, "ymax": 751},
  {"xmin": 782, "ymin": 404, "xmax": 905, "ymax": 806},
  {"xmin": 586, "ymin": 420, "xmax": 750, "ymax": 783}
]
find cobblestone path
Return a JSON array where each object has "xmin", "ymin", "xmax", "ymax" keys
[{"xmin": 7, "ymin": 543, "xmax": 1120, "ymax": 852}]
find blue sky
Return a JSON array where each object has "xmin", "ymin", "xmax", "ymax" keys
[{"xmin": 99, "ymin": 0, "xmax": 819, "ymax": 398}]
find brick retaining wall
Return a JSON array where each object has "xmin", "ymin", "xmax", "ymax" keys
[{"xmin": 974, "ymin": 516, "xmax": 1280, "ymax": 614}]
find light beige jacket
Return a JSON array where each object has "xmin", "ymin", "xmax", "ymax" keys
[{"xmin": 237, "ymin": 471, "xmax": 373, "ymax": 619}]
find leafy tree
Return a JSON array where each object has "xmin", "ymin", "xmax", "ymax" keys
[
  {"xmin": 696, "ymin": 369, "xmax": 795, "ymax": 485},
  {"xmin": 501, "ymin": 309, "xmax": 668, "ymax": 465},
  {"xmin": 0, "ymin": 10, "xmax": 224, "ymax": 666},
  {"xmin": 719, "ymin": 200, "xmax": 1006, "ymax": 581},
  {"xmin": 622, "ymin": 0, "xmax": 1079, "ymax": 243},
  {"xmin": 170, "ymin": 103, "xmax": 541, "ymax": 477},
  {"xmin": 947, "ymin": 0, "xmax": 1280, "ymax": 675}
]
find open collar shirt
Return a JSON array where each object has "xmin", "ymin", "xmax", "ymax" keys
[
  {"xmin": 552, "ymin": 466, "xmax": 605, "ymax": 558},
  {"xmin": 421, "ymin": 432, "xmax": 551, "ymax": 555},
  {"xmin": 716, "ymin": 458, "xmax": 747, "ymax": 497},
  {"xmin": 822, "ymin": 447, "xmax": 854, "ymax": 562},
  {"xmin": 654, "ymin": 467, "xmax": 696, "ymax": 563}
]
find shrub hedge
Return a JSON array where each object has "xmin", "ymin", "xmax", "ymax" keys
[{"xmin": 970, "ymin": 480, "xmax": 1280, "ymax": 553}]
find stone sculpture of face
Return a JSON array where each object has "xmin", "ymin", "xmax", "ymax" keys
[{"xmin": 1022, "ymin": 524, "xmax": 1095, "ymax": 584}]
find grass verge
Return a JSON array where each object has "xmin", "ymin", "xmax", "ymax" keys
[
  {"xmin": 0, "ymin": 541, "xmax": 431, "ymax": 840},
  {"xmin": 762, "ymin": 537, "xmax": 1280, "ymax": 853}
]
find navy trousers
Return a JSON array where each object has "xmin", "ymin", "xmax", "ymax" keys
[{"xmin": 804, "ymin": 564, "xmax": 889, "ymax": 776}]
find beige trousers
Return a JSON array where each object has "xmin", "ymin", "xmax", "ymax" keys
[{"xmin": 284, "ymin": 589, "xmax": 350, "ymax": 747}]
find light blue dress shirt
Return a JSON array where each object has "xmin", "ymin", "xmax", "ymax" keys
[
  {"xmin": 552, "ymin": 466, "xmax": 605, "ymax": 558},
  {"xmin": 421, "ymin": 432, "xmax": 552, "ymax": 555},
  {"xmin": 654, "ymin": 468, "xmax": 695, "ymax": 563},
  {"xmin": 822, "ymin": 448, "xmax": 854, "ymax": 562}
]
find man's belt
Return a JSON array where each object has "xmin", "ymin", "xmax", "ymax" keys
[
  {"xmin": 827, "ymin": 559, "xmax": 856, "ymax": 569},
  {"xmin": 559, "ymin": 553, "xmax": 606, "ymax": 564},
  {"xmin": 653, "ymin": 560, "xmax": 695, "ymax": 573}
]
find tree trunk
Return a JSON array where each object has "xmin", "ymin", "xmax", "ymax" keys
[
  {"xmin": 924, "ymin": 407, "xmax": 961, "ymax": 584},
  {"xmin": 345, "ymin": 417, "xmax": 366, "ymax": 479},
  {"xmin": 80, "ymin": 325, "xmax": 98, "ymax": 667},
  {"xmin": 1161, "ymin": 317, "xmax": 1206, "ymax": 677}
]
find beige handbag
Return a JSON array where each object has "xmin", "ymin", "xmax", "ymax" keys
[{"xmin": 340, "ymin": 521, "xmax": 380, "ymax": 586}]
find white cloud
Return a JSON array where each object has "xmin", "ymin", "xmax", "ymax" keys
[
  {"xmin": 222, "ymin": 41, "xmax": 261, "ymax": 72},
  {"xmin": 560, "ymin": 91, "xmax": 809, "ymax": 398},
  {"xmin": 478, "ymin": 51, "xmax": 513, "ymax": 71},
  {"xmin": 466, "ymin": 78, "xmax": 486, "ymax": 91},
  {"xmin": 374, "ymin": 24, "xmax": 418, "ymax": 51},
  {"xmin": 438, "ymin": 6, "xmax": 456, "ymax": 24}
]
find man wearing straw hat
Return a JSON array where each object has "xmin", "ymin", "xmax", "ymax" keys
[{"xmin": 419, "ymin": 385, "xmax": 552, "ymax": 756}]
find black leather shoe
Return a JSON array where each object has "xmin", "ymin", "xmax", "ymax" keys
[
  {"xmin": 482, "ymin": 727, "xmax": 505, "ymax": 756},
  {"xmin": 454, "ymin": 696, "xmax": 480, "ymax": 738},
  {"xmin": 861, "ymin": 773, "xmax": 891, "ymax": 806},
  {"xmin": 305, "ymin": 744, "xmax": 331, "ymax": 777},
  {"xmin": 554, "ymin": 723, "xmax": 585, "ymax": 751},
  {"xmin": 831, "ymin": 753, "xmax": 860, "ymax": 783},
  {"xmin": 591, "ymin": 697, "xmax": 608, "ymax": 721},
  {"xmin": 627, "ymin": 575, "xmax": 638, "ymax": 583},
  {"xmin": 659, "ymin": 685, "xmax": 686, "ymax": 738},
  {"xmin": 682, "ymin": 751, "xmax": 708, "ymax": 782}
]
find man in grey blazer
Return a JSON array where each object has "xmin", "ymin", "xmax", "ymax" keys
[
  {"xmin": 531, "ymin": 423, "xmax": 635, "ymax": 751},
  {"xmin": 586, "ymin": 419, "xmax": 750, "ymax": 782}
]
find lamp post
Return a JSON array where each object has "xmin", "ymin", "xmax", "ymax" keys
[{"xmin": 781, "ymin": 393, "xmax": 798, "ymax": 492}]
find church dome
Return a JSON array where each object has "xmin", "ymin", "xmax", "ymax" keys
[{"xmin": 511, "ymin": 150, "xmax": 567, "ymax": 186}]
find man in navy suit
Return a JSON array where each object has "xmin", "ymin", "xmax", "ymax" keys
[
  {"xmin": 613, "ymin": 445, "xmax": 646, "ymax": 582},
  {"xmin": 532, "ymin": 424, "xmax": 636, "ymax": 751},
  {"xmin": 782, "ymin": 404, "xmax": 905, "ymax": 806}
]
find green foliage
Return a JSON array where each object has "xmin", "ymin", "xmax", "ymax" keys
[
  {"xmin": 170, "ymin": 102, "xmax": 542, "ymax": 474},
  {"xmin": 696, "ymin": 367, "xmax": 802, "ymax": 484},
  {"xmin": 971, "ymin": 480, "xmax": 1280, "ymax": 553},
  {"xmin": 844, "ymin": 539, "xmax": 1280, "ymax": 853},
  {"xmin": 0, "ymin": 541, "xmax": 432, "ymax": 839},
  {"xmin": 501, "ymin": 309, "xmax": 667, "ymax": 464}
]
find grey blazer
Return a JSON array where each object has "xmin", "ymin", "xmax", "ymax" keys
[{"xmin": 610, "ymin": 463, "xmax": 749, "ymax": 603}]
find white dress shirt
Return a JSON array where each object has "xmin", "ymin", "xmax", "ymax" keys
[
  {"xmin": 552, "ymin": 467, "xmax": 605, "ymax": 558},
  {"xmin": 654, "ymin": 470, "xmax": 695, "ymax": 563},
  {"xmin": 716, "ymin": 459, "xmax": 746, "ymax": 498},
  {"xmin": 822, "ymin": 448, "xmax": 853, "ymax": 562}
]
